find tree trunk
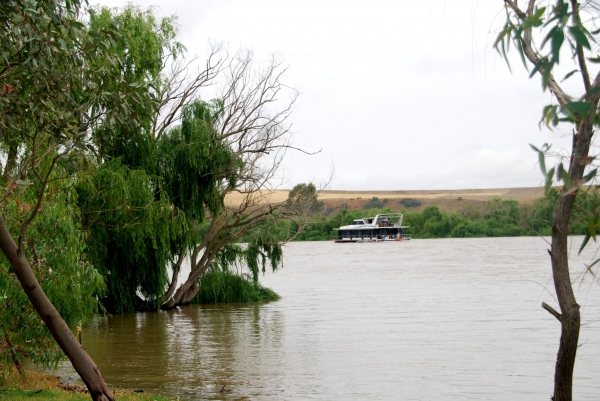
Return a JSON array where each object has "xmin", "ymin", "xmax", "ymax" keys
[
  {"xmin": 162, "ymin": 252, "xmax": 215, "ymax": 309},
  {"xmin": 549, "ymin": 194, "xmax": 581, "ymax": 401},
  {"xmin": 0, "ymin": 215, "xmax": 114, "ymax": 401},
  {"xmin": 162, "ymin": 280, "xmax": 199, "ymax": 309},
  {"xmin": 546, "ymin": 119, "xmax": 594, "ymax": 401},
  {"xmin": 5, "ymin": 334, "xmax": 23, "ymax": 374},
  {"xmin": 163, "ymin": 248, "xmax": 185, "ymax": 302}
]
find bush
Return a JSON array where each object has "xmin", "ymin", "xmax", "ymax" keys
[
  {"xmin": 323, "ymin": 206, "xmax": 335, "ymax": 216},
  {"xmin": 192, "ymin": 267, "xmax": 280, "ymax": 304},
  {"xmin": 399, "ymin": 198, "xmax": 422, "ymax": 208},
  {"xmin": 364, "ymin": 197, "xmax": 388, "ymax": 209}
]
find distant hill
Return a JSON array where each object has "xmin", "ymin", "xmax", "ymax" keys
[
  {"xmin": 314, "ymin": 187, "xmax": 545, "ymax": 214},
  {"xmin": 225, "ymin": 187, "xmax": 546, "ymax": 213}
]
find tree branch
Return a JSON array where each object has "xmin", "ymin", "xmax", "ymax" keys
[
  {"xmin": 504, "ymin": 0, "xmax": 573, "ymax": 106},
  {"xmin": 542, "ymin": 301, "xmax": 563, "ymax": 322}
]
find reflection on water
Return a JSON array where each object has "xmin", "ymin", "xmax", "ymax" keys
[{"xmin": 59, "ymin": 237, "xmax": 600, "ymax": 400}]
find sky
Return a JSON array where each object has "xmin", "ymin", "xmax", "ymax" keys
[{"xmin": 95, "ymin": 0, "xmax": 581, "ymax": 190}]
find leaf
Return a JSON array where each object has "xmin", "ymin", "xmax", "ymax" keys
[
  {"xmin": 580, "ymin": 214, "xmax": 600, "ymax": 254},
  {"xmin": 561, "ymin": 69, "xmax": 578, "ymax": 82},
  {"xmin": 545, "ymin": 167, "xmax": 555, "ymax": 196},
  {"xmin": 540, "ymin": 105, "xmax": 559, "ymax": 128},
  {"xmin": 565, "ymin": 101, "xmax": 593, "ymax": 116},
  {"xmin": 59, "ymin": 39, "xmax": 68, "ymax": 52},
  {"xmin": 530, "ymin": 143, "xmax": 547, "ymax": 174},
  {"xmin": 569, "ymin": 26, "xmax": 591, "ymax": 49},
  {"xmin": 551, "ymin": 28, "xmax": 564, "ymax": 63},
  {"xmin": 541, "ymin": 26, "xmax": 558, "ymax": 49},
  {"xmin": 557, "ymin": 163, "xmax": 573, "ymax": 189},
  {"xmin": 15, "ymin": 180, "xmax": 32, "ymax": 187},
  {"xmin": 580, "ymin": 231, "xmax": 593, "ymax": 254},
  {"xmin": 582, "ymin": 168, "xmax": 598, "ymax": 183},
  {"xmin": 584, "ymin": 86, "xmax": 600, "ymax": 100}
]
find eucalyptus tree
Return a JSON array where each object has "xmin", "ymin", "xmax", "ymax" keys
[
  {"xmin": 0, "ymin": 0, "xmax": 161, "ymax": 399},
  {"xmin": 496, "ymin": 1, "xmax": 600, "ymax": 399}
]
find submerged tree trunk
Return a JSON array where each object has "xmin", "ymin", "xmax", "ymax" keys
[
  {"xmin": 0, "ymin": 216, "xmax": 114, "ymax": 401},
  {"xmin": 163, "ymin": 248, "xmax": 185, "ymax": 302},
  {"xmin": 162, "ymin": 251, "xmax": 215, "ymax": 309}
]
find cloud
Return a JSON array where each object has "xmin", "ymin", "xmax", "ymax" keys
[{"xmin": 93, "ymin": 0, "xmax": 579, "ymax": 191}]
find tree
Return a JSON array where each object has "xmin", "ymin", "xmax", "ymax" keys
[
  {"xmin": 161, "ymin": 51, "xmax": 315, "ymax": 309},
  {"xmin": 0, "ymin": 1, "xmax": 162, "ymax": 399},
  {"xmin": 495, "ymin": 1, "xmax": 600, "ymax": 399},
  {"xmin": 287, "ymin": 183, "xmax": 319, "ymax": 215}
]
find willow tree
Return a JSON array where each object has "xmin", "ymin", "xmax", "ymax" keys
[
  {"xmin": 496, "ymin": 1, "xmax": 600, "ymax": 400},
  {"xmin": 73, "ymin": 5, "xmax": 230, "ymax": 313},
  {"xmin": 161, "ymin": 51, "xmax": 317, "ymax": 309},
  {"xmin": 0, "ymin": 0, "xmax": 159, "ymax": 399}
]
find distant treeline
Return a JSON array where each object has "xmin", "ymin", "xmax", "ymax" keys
[{"xmin": 269, "ymin": 190, "xmax": 600, "ymax": 241}]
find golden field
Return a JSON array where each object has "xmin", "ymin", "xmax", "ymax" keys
[{"xmin": 224, "ymin": 187, "xmax": 546, "ymax": 213}]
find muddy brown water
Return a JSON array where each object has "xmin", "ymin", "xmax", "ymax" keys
[{"xmin": 58, "ymin": 237, "xmax": 600, "ymax": 400}]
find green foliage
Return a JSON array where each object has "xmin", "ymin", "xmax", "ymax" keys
[
  {"xmin": 158, "ymin": 99, "xmax": 240, "ymax": 221},
  {"xmin": 281, "ymin": 191, "xmax": 600, "ymax": 241},
  {"xmin": 496, "ymin": 2, "xmax": 600, "ymax": 256},
  {"xmin": 287, "ymin": 183, "xmax": 319, "ymax": 215},
  {"xmin": 0, "ymin": 191, "xmax": 104, "ymax": 368},
  {"xmin": 76, "ymin": 160, "xmax": 186, "ymax": 313},
  {"xmin": 191, "ymin": 243, "xmax": 280, "ymax": 304},
  {"xmin": 399, "ymin": 198, "xmax": 422, "ymax": 208},
  {"xmin": 363, "ymin": 197, "xmax": 388, "ymax": 209},
  {"xmin": 192, "ymin": 267, "xmax": 279, "ymax": 304},
  {"xmin": 88, "ymin": 5, "xmax": 183, "ymax": 168}
]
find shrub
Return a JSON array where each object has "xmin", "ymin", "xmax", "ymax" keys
[
  {"xmin": 399, "ymin": 198, "xmax": 422, "ymax": 208},
  {"xmin": 363, "ymin": 197, "xmax": 388, "ymax": 209},
  {"xmin": 323, "ymin": 206, "xmax": 335, "ymax": 216},
  {"xmin": 192, "ymin": 267, "xmax": 279, "ymax": 304}
]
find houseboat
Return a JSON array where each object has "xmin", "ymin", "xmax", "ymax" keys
[{"xmin": 332, "ymin": 213, "xmax": 411, "ymax": 243}]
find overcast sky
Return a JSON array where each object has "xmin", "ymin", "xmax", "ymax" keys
[{"xmin": 95, "ymin": 0, "xmax": 579, "ymax": 190}]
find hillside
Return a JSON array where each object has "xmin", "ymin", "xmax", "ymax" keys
[{"xmin": 225, "ymin": 187, "xmax": 546, "ymax": 213}]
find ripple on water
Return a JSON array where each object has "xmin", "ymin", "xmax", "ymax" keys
[{"xmin": 57, "ymin": 237, "xmax": 600, "ymax": 400}]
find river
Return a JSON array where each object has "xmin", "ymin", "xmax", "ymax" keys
[{"xmin": 60, "ymin": 237, "xmax": 600, "ymax": 400}]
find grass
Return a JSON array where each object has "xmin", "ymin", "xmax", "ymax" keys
[
  {"xmin": 0, "ymin": 390, "xmax": 174, "ymax": 401},
  {"xmin": 0, "ymin": 368, "xmax": 173, "ymax": 401}
]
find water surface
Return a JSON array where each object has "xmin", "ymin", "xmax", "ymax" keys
[{"xmin": 63, "ymin": 237, "xmax": 600, "ymax": 400}]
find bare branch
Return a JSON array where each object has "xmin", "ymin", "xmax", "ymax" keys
[{"xmin": 542, "ymin": 301, "xmax": 563, "ymax": 321}]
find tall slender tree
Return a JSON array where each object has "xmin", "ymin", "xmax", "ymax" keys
[{"xmin": 496, "ymin": 1, "xmax": 600, "ymax": 399}]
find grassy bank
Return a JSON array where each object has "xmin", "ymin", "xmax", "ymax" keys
[{"xmin": 0, "ymin": 368, "xmax": 173, "ymax": 401}]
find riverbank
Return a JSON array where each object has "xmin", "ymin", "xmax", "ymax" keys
[{"xmin": 0, "ymin": 368, "xmax": 173, "ymax": 401}]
